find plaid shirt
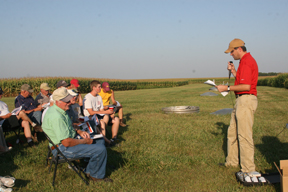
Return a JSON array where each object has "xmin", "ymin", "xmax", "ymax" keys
[{"xmin": 15, "ymin": 94, "xmax": 37, "ymax": 111}]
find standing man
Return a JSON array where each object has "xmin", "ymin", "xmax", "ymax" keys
[
  {"xmin": 99, "ymin": 82, "xmax": 127, "ymax": 127},
  {"xmin": 216, "ymin": 39, "xmax": 259, "ymax": 181}
]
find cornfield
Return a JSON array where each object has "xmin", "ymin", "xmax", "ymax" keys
[{"xmin": 0, "ymin": 77, "xmax": 189, "ymax": 97}]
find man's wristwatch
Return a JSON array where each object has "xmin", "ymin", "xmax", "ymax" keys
[{"xmin": 227, "ymin": 86, "xmax": 230, "ymax": 91}]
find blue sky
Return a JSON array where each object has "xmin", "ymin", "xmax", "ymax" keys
[{"xmin": 1, "ymin": 0, "xmax": 287, "ymax": 79}]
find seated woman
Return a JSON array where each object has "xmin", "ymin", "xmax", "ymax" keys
[{"xmin": 0, "ymin": 87, "xmax": 41, "ymax": 147}]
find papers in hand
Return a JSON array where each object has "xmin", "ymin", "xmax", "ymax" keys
[
  {"xmin": 90, "ymin": 134, "xmax": 103, "ymax": 139},
  {"xmin": 42, "ymin": 102, "xmax": 50, "ymax": 109},
  {"xmin": 204, "ymin": 80, "xmax": 216, "ymax": 86},
  {"xmin": 79, "ymin": 122, "xmax": 94, "ymax": 134},
  {"xmin": 11, "ymin": 106, "xmax": 22, "ymax": 115},
  {"xmin": 204, "ymin": 80, "xmax": 229, "ymax": 97}
]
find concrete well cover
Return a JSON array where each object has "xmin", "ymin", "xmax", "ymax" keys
[{"xmin": 162, "ymin": 106, "xmax": 199, "ymax": 114}]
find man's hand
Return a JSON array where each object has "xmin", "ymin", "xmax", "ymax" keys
[
  {"xmin": 227, "ymin": 62, "xmax": 235, "ymax": 71},
  {"xmin": 104, "ymin": 109, "xmax": 114, "ymax": 115},
  {"xmin": 216, "ymin": 85, "xmax": 228, "ymax": 93},
  {"xmin": 24, "ymin": 109, "xmax": 34, "ymax": 114},
  {"xmin": 77, "ymin": 130, "xmax": 90, "ymax": 139},
  {"xmin": 0, "ymin": 112, "xmax": 12, "ymax": 119}
]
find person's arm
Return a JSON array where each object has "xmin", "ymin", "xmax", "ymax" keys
[
  {"xmin": 86, "ymin": 108, "xmax": 113, "ymax": 115},
  {"xmin": 110, "ymin": 91, "xmax": 117, "ymax": 105},
  {"xmin": 216, "ymin": 84, "xmax": 251, "ymax": 93},
  {"xmin": 61, "ymin": 137, "xmax": 93, "ymax": 147},
  {"xmin": 228, "ymin": 62, "xmax": 237, "ymax": 78},
  {"xmin": 33, "ymin": 105, "xmax": 43, "ymax": 111},
  {"xmin": 78, "ymin": 94, "xmax": 83, "ymax": 106},
  {"xmin": 0, "ymin": 113, "xmax": 12, "ymax": 119}
]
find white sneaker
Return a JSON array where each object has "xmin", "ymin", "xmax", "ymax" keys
[
  {"xmin": 251, "ymin": 176, "xmax": 258, "ymax": 182},
  {"xmin": 236, "ymin": 172, "xmax": 251, "ymax": 183},
  {"xmin": 248, "ymin": 171, "xmax": 261, "ymax": 177},
  {"xmin": 0, "ymin": 176, "xmax": 15, "ymax": 188},
  {"xmin": 258, "ymin": 177, "xmax": 266, "ymax": 183},
  {"xmin": 0, "ymin": 185, "xmax": 13, "ymax": 192}
]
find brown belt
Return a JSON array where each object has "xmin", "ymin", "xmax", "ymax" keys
[
  {"xmin": 235, "ymin": 94, "xmax": 254, "ymax": 98},
  {"xmin": 51, "ymin": 144, "xmax": 60, "ymax": 151}
]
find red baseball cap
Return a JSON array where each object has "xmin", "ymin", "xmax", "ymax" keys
[
  {"xmin": 70, "ymin": 79, "xmax": 80, "ymax": 88},
  {"xmin": 102, "ymin": 82, "xmax": 110, "ymax": 92}
]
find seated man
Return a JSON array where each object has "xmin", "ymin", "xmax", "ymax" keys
[
  {"xmin": 68, "ymin": 79, "xmax": 83, "ymax": 117},
  {"xmin": 42, "ymin": 87, "xmax": 112, "ymax": 182},
  {"xmin": 99, "ymin": 82, "xmax": 126, "ymax": 127},
  {"xmin": 68, "ymin": 79, "xmax": 83, "ymax": 106},
  {"xmin": 0, "ymin": 87, "xmax": 40, "ymax": 147},
  {"xmin": 66, "ymin": 89, "xmax": 116, "ymax": 147},
  {"xmin": 83, "ymin": 80, "xmax": 119, "ymax": 142},
  {"xmin": 15, "ymin": 84, "xmax": 42, "ymax": 126},
  {"xmin": 35, "ymin": 83, "xmax": 51, "ymax": 109}
]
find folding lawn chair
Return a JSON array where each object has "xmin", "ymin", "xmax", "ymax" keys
[{"xmin": 44, "ymin": 132, "xmax": 89, "ymax": 186}]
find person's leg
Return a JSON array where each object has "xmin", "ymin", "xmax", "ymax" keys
[
  {"xmin": 21, "ymin": 120, "xmax": 34, "ymax": 146},
  {"xmin": 56, "ymin": 139, "xmax": 107, "ymax": 179},
  {"xmin": 17, "ymin": 111, "xmax": 34, "ymax": 125},
  {"xmin": 225, "ymin": 104, "xmax": 239, "ymax": 167},
  {"xmin": 118, "ymin": 108, "xmax": 126, "ymax": 127},
  {"xmin": 111, "ymin": 117, "xmax": 119, "ymax": 139},
  {"xmin": 237, "ymin": 95, "xmax": 258, "ymax": 173}
]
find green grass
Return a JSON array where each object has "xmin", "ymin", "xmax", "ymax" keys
[{"xmin": 1, "ymin": 84, "xmax": 288, "ymax": 191}]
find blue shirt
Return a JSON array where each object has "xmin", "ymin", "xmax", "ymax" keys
[{"xmin": 15, "ymin": 94, "xmax": 37, "ymax": 111}]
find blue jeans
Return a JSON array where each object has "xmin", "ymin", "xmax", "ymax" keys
[
  {"xmin": 53, "ymin": 138, "xmax": 107, "ymax": 179},
  {"xmin": 28, "ymin": 111, "xmax": 42, "ymax": 125}
]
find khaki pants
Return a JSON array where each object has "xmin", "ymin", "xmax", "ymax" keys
[{"xmin": 225, "ymin": 95, "xmax": 258, "ymax": 173}]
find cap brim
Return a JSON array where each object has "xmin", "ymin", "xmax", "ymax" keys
[
  {"xmin": 28, "ymin": 89, "xmax": 34, "ymax": 93},
  {"xmin": 224, "ymin": 47, "xmax": 234, "ymax": 53},
  {"xmin": 60, "ymin": 94, "xmax": 74, "ymax": 103}
]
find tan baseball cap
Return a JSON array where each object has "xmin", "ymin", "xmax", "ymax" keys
[
  {"xmin": 40, "ymin": 83, "xmax": 51, "ymax": 91},
  {"xmin": 224, "ymin": 38, "xmax": 245, "ymax": 53},
  {"xmin": 21, "ymin": 84, "xmax": 33, "ymax": 93},
  {"xmin": 52, "ymin": 87, "xmax": 73, "ymax": 102}
]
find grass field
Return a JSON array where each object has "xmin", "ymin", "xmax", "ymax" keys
[{"xmin": 1, "ymin": 84, "xmax": 288, "ymax": 191}]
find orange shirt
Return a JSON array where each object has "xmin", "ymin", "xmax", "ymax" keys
[{"xmin": 98, "ymin": 88, "xmax": 112, "ymax": 106}]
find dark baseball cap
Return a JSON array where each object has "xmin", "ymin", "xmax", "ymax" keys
[{"xmin": 56, "ymin": 80, "xmax": 69, "ymax": 88}]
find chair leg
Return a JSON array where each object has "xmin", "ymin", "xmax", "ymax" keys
[
  {"xmin": 46, "ymin": 146, "xmax": 52, "ymax": 166},
  {"xmin": 67, "ymin": 161, "xmax": 89, "ymax": 186},
  {"xmin": 52, "ymin": 158, "xmax": 58, "ymax": 186}
]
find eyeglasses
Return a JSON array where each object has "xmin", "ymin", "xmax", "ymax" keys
[{"xmin": 230, "ymin": 47, "xmax": 239, "ymax": 54}]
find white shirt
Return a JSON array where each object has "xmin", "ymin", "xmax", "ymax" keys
[
  {"xmin": 83, "ymin": 93, "xmax": 103, "ymax": 116},
  {"xmin": 0, "ymin": 101, "xmax": 10, "ymax": 125}
]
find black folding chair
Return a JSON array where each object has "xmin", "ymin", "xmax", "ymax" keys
[
  {"xmin": 43, "ymin": 132, "xmax": 89, "ymax": 186},
  {"xmin": 2, "ymin": 125, "xmax": 23, "ymax": 145}
]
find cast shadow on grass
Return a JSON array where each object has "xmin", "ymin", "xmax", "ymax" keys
[
  {"xmin": 107, "ymin": 112, "xmax": 132, "ymax": 141},
  {"xmin": 0, "ymin": 136, "xmax": 31, "ymax": 188},
  {"xmin": 106, "ymin": 149, "xmax": 126, "ymax": 177},
  {"xmin": 211, "ymin": 122, "xmax": 229, "ymax": 158},
  {"xmin": 255, "ymin": 136, "xmax": 288, "ymax": 173}
]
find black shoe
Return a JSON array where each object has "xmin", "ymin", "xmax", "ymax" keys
[
  {"xmin": 28, "ymin": 141, "xmax": 35, "ymax": 147},
  {"xmin": 218, "ymin": 163, "xmax": 225, "ymax": 167}
]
